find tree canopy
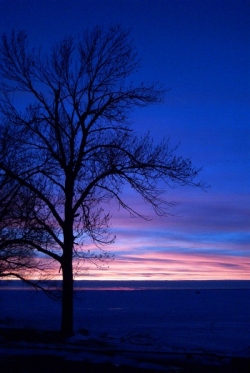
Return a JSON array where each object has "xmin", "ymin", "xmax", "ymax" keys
[{"xmin": 0, "ymin": 26, "xmax": 204, "ymax": 334}]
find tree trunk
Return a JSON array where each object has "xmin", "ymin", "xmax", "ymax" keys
[
  {"xmin": 61, "ymin": 175, "xmax": 74, "ymax": 335},
  {"xmin": 61, "ymin": 249, "xmax": 74, "ymax": 336}
]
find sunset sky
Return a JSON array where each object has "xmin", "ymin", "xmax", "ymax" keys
[{"xmin": 0, "ymin": 0, "xmax": 249, "ymax": 280}]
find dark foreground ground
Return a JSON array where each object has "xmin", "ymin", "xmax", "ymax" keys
[
  {"xmin": 0, "ymin": 328, "xmax": 250, "ymax": 373},
  {"xmin": 2, "ymin": 355, "xmax": 250, "ymax": 373}
]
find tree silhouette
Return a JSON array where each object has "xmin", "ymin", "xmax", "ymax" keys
[{"xmin": 0, "ymin": 26, "xmax": 204, "ymax": 335}]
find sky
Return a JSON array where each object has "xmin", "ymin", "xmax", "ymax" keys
[{"xmin": 0, "ymin": 0, "xmax": 249, "ymax": 280}]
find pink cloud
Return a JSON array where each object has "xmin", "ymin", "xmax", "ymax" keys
[{"xmin": 77, "ymin": 251, "xmax": 250, "ymax": 280}]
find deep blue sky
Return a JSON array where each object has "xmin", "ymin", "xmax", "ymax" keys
[{"xmin": 0, "ymin": 0, "xmax": 249, "ymax": 279}]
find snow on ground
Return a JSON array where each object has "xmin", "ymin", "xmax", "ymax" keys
[{"xmin": 1, "ymin": 281, "xmax": 250, "ymax": 371}]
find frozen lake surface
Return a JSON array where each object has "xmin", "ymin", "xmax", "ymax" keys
[{"xmin": 1, "ymin": 280, "xmax": 250, "ymax": 370}]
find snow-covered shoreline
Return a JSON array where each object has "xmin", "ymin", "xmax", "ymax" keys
[{"xmin": 1, "ymin": 281, "xmax": 250, "ymax": 371}]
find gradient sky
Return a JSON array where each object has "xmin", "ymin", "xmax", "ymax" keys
[{"xmin": 0, "ymin": 0, "xmax": 249, "ymax": 280}]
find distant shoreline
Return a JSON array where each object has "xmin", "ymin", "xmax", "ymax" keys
[{"xmin": 1, "ymin": 279, "xmax": 250, "ymax": 290}]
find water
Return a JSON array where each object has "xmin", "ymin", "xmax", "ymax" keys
[
  {"xmin": 1, "ymin": 278, "xmax": 250, "ymax": 355},
  {"xmin": 1, "ymin": 279, "xmax": 250, "ymax": 291}
]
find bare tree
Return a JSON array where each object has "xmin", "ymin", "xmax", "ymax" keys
[
  {"xmin": 0, "ymin": 177, "xmax": 56, "ymax": 293},
  {"xmin": 0, "ymin": 26, "xmax": 204, "ymax": 335}
]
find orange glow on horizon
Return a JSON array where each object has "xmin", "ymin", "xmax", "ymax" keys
[
  {"xmin": 12, "ymin": 251, "xmax": 249, "ymax": 281},
  {"xmin": 81, "ymin": 252, "xmax": 250, "ymax": 281}
]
